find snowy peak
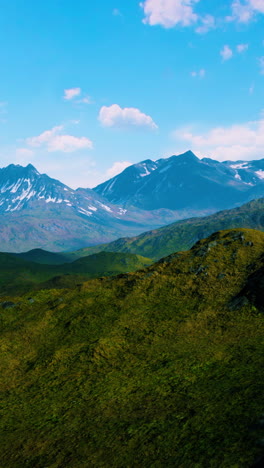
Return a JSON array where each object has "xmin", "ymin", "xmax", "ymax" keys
[
  {"xmin": 223, "ymin": 159, "xmax": 264, "ymax": 186},
  {"xmin": 94, "ymin": 151, "xmax": 264, "ymax": 212},
  {"xmin": 0, "ymin": 164, "xmax": 73, "ymax": 213},
  {"xmin": 136, "ymin": 160, "xmax": 158, "ymax": 178},
  {"xmin": 0, "ymin": 163, "xmax": 124, "ymax": 220},
  {"xmin": 94, "ymin": 158, "xmax": 161, "ymax": 203}
]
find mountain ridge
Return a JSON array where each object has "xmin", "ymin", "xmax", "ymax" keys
[
  {"xmin": 2, "ymin": 151, "xmax": 264, "ymax": 252},
  {"xmin": 0, "ymin": 163, "xmax": 175, "ymax": 252},
  {"xmin": 94, "ymin": 150, "xmax": 264, "ymax": 211},
  {"xmin": 67, "ymin": 197, "xmax": 264, "ymax": 261}
]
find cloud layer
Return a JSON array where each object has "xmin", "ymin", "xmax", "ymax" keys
[
  {"xmin": 228, "ymin": 0, "xmax": 264, "ymax": 23},
  {"xmin": 140, "ymin": 0, "xmax": 264, "ymax": 31},
  {"xmin": 99, "ymin": 104, "xmax": 158, "ymax": 130},
  {"xmin": 26, "ymin": 126, "xmax": 93, "ymax": 153},
  {"xmin": 174, "ymin": 118, "xmax": 264, "ymax": 160}
]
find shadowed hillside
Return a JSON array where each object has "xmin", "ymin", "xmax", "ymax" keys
[{"xmin": 0, "ymin": 251, "xmax": 152, "ymax": 296}]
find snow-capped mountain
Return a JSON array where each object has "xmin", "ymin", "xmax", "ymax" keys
[
  {"xmin": 94, "ymin": 151, "xmax": 264, "ymax": 211},
  {"xmin": 0, "ymin": 163, "xmax": 163, "ymax": 252},
  {"xmin": 0, "ymin": 163, "xmax": 124, "ymax": 218},
  {"xmin": 95, "ymin": 159, "xmax": 159, "ymax": 203},
  {"xmin": 3, "ymin": 152, "xmax": 264, "ymax": 253}
]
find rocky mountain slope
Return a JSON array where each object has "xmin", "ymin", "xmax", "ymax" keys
[
  {"xmin": 1, "ymin": 228, "xmax": 264, "ymax": 466},
  {"xmin": 94, "ymin": 150, "xmax": 264, "ymax": 211},
  {"xmin": 0, "ymin": 164, "xmax": 174, "ymax": 252}
]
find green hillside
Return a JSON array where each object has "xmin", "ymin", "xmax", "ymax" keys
[
  {"xmin": 1, "ymin": 228, "xmax": 264, "ymax": 466},
  {"xmin": 13, "ymin": 248, "xmax": 71, "ymax": 264},
  {"xmin": 68, "ymin": 197, "xmax": 264, "ymax": 261},
  {"xmin": 0, "ymin": 251, "xmax": 152, "ymax": 296}
]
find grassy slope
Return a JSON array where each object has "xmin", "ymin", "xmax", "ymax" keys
[
  {"xmin": 1, "ymin": 229, "xmax": 264, "ymax": 466},
  {"xmin": 12, "ymin": 248, "xmax": 71, "ymax": 264},
  {"xmin": 68, "ymin": 197, "xmax": 264, "ymax": 261},
  {"xmin": 0, "ymin": 251, "xmax": 152, "ymax": 296}
]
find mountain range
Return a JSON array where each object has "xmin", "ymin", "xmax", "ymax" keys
[
  {"xmin": 71, "ymin": 197, "xmax": 264, "ymax": 261},
  {"xmin": 94, "ymin": 150, "xmax": 264, "ymax": 210},
  {"xmin": 0, "ymin": 163, "xmax": 170, "ymax": 252},
  {"xmin": 2, "ymin": 151, "xmax": 264, "ymax": 251}
]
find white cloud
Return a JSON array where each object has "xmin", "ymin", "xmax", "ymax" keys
[
  {"xmin": 237, "ymin": 43, "xmax": 249, "ymax": 53},
  {"xmin": 63, "ymin": 88, "xmax": 92, "ymax": 104},
  {"xmin": 227, "ymin": 1, "xmax": 253, "ymax": 22},
  {"xmin": 140, "ymin": 0, "xmax": 216, "ymax": 33},
  {"xmin": 47, "ymin": 135, "xmax": 93, "ymax": 152},
  {"xmin": 259, "ymin": 56, "xmax": 264, "ymax": 74},
  {"xmin": 191, "ymin": 68, "xmax": 205, "ymax": 78},
  {"xmin": 26, "ymin": 125, "xmax": 63, "ymax": 147},
  {"xmin": 63, "ymin": 88, "xmax": 81, "ymax": 100},
  {"xmin": 26, "ymin": 125, "xmax": 93, "ymax": 153},
  {"xmin": 99, "ymin": 104, "xmax": 158, "ymax": 130},
  {"xmin": 140, "ymin": 0, "xmax": 264, "ymax": 29},
  {"xmin": 140, "ymin": 0, "xmax": 199, "ymax": 28},
  {"xmin": 228, "ymin": 0, "xmax": 264, "ymax": 23},
  {"xmin": 106, "ymin": 161, "xmax": 132, "ymax": 179},
  {"xmin": 173, "ymin": 118, "xmax": 264, "ymax": 160},
  {"xmin": 195, "ymin": 14, "xmax": 215, "ymax": 33},
  {"xmin": 220, "ymin": 45, "xmax": 233, "ymax": 61},
  {"xmin": 249, "ymin": 0, "xmax": 264, "ymax": 13}
]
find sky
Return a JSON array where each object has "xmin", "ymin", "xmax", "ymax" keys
[{"xmin": 0, "ymin": 0, "xmax": 264, "ymax": 188}]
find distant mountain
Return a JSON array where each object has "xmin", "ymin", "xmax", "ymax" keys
[
  {"xmin": 3, "ymin": 152, "xmax": 264, "ymax": 253},
  {"xmin": 0, "ymin": 164, "xmax": 169, "ymax": 252},
  {"xmin": 0, "ymin": 163, "xmax": 124, "ymax": 217},
  {"xmin": 94, "ymin": 151, "xmax": 264, "ymax": 211},
  {"xmin": 69, "ymin": 198, "xmax": 264, "ymax": 261}
]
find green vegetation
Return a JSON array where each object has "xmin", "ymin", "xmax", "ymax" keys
[
  {"xmin": 1, "ymin": 228, "xmax": 264, "ymax": 466},
  {"xmin": 0, "ymin": 251, "xmax": 152, "ymax": 296},
  {"xmin": 70, "ymin": 197, "xmax": 264, "ymax": 261},
  {"xmin": 13, "ymin": 248, "xmax": 71, "ymax": 264}
]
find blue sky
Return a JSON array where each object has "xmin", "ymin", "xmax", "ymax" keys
[{"xmin": 0, "ymin": 0, "xmax": 264, "ymax": 188}]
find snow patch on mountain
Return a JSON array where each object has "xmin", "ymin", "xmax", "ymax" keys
[
  {"xmin": 98, "ymin": 202, "xmax": 113, "ymax": 213},
  {"xmin": 255, "ymin": 170, "xmax": 264, "ymax": 180},
  {"xmin": 230, "ymin": 163, "xmax": 249, "ymax": 170},
  {"xmin": 0, "ymin": 164, "xmax": 125, "ymax": 223}
]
